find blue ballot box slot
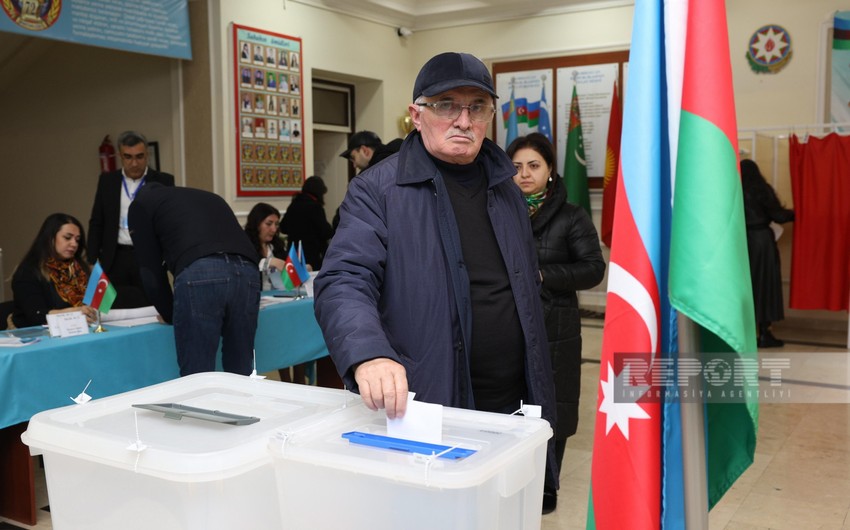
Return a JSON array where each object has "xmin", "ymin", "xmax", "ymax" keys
[{"xmin": 341, "ymin": 431, "xmax": 477, "ymax": 460}]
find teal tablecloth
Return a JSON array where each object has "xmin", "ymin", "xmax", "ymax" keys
[{"xmin": 0, "ymin": 297, "xmax": 328, "ymax": 428}]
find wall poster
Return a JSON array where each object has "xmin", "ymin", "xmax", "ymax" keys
[
  {"xmin": 495, "ymin": 69, "xmax": 554, "ymax": 150},
  {"xmin": 233, "ymin": 24, "xmax": 304, "ymax": 196},
  {"xmin": 555, "ymin": 64, "xmax": 618, "ymax": 178}
]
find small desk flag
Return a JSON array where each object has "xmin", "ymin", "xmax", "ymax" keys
[{"xmin": 83, "ymin": 261, "xmax": 117, "ymax": 314}]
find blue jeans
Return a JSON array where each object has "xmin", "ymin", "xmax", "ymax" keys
[{"xmin": 172, "ymin": 253, "xmax": 261, "ymax": 376}]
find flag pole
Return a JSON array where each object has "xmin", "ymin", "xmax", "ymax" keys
[
  {"xmin": 93, "ymin": 309, "xmax": 107, "ymax": 333},
  {"xmin": 678, "ymin": 315, "xmax": 708, "ymax": 529}
]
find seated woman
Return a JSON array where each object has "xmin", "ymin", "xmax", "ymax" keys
[
  {"xmin": 10, "ymin": 213, "xmax": 98, "ymax": 329},
  {"xmin": 244, "ymin": 202, "xmax": 309, "ymax": 384}
]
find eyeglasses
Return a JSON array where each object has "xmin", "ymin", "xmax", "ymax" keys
[{"xmin": 419, "ymin": 101, "xmax": 496, "ymax": 122}]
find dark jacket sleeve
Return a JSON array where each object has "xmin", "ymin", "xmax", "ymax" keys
[
  {"xmin": 761, "ymin": 182, "xmax": 795, "ymax": 224},
  {"xmin": 11, "ymin": 266, "xmax": 69, "ymax": 327},
  {"xmin": 87, "ymin": 173, "xmax": 108, "ymax": 265},
  {"xmin": 540, "ymin": 207, "xmax": 606, "ymax": 295},
  {"xmin": 313, "ymin": 174, "xmax": 398, "ymax": 389},
  {"xmin": 128, "ymin": 201, "xmax": 174, "ymax": 323}
]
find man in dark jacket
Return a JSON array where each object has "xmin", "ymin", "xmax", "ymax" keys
[
  {"xmin": 129, "ymin": 183, "xmax": 261, "ymax": 377},
  {"xmin": 333, "ymin": 132, "xmax": 403, "ymax": 230},
  {"xmin": 314, "ymin": 52, "xmax": 558, "ymax": 494},
  {"xmin": 87, "ymin": 130, "xmax": 174, "ymax": 308}
]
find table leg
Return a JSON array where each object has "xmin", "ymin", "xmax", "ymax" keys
[{"xmin": 0, "ymin": 422, "xmax": 36, "ymax": 526}]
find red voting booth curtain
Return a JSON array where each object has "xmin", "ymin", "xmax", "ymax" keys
[{"xmin": 789, "ymin": 133, "xmax": 850, "ymax": 310}]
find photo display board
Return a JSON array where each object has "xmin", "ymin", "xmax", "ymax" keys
[{"xmin": 233, "ymin": 24, "xmax": 304, "ymax": 196}]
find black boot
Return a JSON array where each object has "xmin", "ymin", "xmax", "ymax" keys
[
  {"xmin": 542, "ymin": 488, "xmax": 557, "ymax": 514},
  {"xmin": 757, "ymin": 323, "xmax": 784, "ymax": 348}
]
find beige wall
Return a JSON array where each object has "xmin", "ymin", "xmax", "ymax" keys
[
  {"xmin": 210, "ymin": 1, "xmax": 418, "ymax": 217},
  {"xmin": 0, "ymin": 36, "xmax": 178, "ymax": 300}
]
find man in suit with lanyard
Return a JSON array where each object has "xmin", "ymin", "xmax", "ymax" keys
[{"xmin": 87, "ymin": 130, "xmax": 174, "ymax": 308}]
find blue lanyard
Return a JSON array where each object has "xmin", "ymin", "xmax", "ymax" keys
[{"xmin": 123, "ymin": 175, "xmax": 146, "ymax": 200}]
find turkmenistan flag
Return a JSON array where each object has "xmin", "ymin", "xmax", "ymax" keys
[
  {"xmin": 564, "ymin": 85, "xmax": 590, "ymax": 216},
  {"xmin": 669, "ymin": 0, "xmax": 758, "ymax": 512},
  {"xmin": 83, "ymin": 261, "xmax": 117, "ymax": 314}
]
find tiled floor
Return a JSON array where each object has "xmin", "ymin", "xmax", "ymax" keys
[{"xmin": 3, "ymin": 320, "xmax": 848, "ymax": 529}]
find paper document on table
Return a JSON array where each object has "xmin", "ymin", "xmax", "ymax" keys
[
  {"xmin": 106, "ymin": 317, "xmax": 160, "ymax": 327},
  {"xmin": 260, "ymin": 296, "xmax": 292, "ymax": 309},
  {"xmin": 386, "ymin": 392, "xmax": 443, "ymax": 444},
  {"xmin": 100, "ymin": 306, "xmax": 159, "ymax": 327},
  {"xmin": 101, "ymin": 306, "xmax": 158, "ymax": 322},
  {"xmin": 0, "ymin": 337, "xmax": 41, "ymax": 347}
]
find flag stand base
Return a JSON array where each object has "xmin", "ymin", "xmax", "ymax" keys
[{"xmin": 93, "ymin": 311, "xmax": 107, "ymax": 333}]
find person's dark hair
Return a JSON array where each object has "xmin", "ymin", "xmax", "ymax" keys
[
  {"xmin": 506, "ymin": 133, "xmax": 557, "ymax": 182},
  {"xmin": 117, "ymin": 130, "xmax": 147, "ymax": 149},
  {"xmin": 301, "ymin": 176, "xmax": 328, "ymax": 206},
  {"xmin": 20, "ymin": 213, "xmax": 89, "ymax": 280},
  {"xmin": 245, "ymin": 202, "xmax": 286, "ymax": 258},
  {"xmin": 740, "ymin": 158, "xmax": 766, "ymax": 191}
]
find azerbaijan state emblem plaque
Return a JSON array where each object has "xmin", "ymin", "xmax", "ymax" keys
[{"xmin": 746, "ymin": 24, "xmax": 792, "ymax": 74}]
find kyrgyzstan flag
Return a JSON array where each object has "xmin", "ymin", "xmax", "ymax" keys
[
  {"xmin": 600, "ymin": 80, "xmax": 621, "ymax": 248},
  {"xmin": 83, "ymin": 261, "xmax": 117, "ymax": 314},
  {"xmin": 281, "ymin": 242, "xmax": 309, "ymax": 290}
]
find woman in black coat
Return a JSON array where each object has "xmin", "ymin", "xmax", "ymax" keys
[
  {"xmin": 741, "ymin": 159, "xmax": 794, "ymax": 347},
  {"xmin": 507, "ymin": 133, "xmax": 605, "ymax": 513},
  {"xmin": 281, "ymin": 176, "xmax": 334, "ymax": 270}
]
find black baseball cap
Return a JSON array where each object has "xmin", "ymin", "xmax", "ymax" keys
[
  {"xmin": 412, "ymin": 52, "xmax": 498, "ymax": 101},
  {"xmin": 340, "ymin": 131, "xmax": 383, "ymax": 159}
]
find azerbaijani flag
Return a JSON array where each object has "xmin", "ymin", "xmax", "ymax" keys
[
  {"xmin": 600, "ymin": 80, "xmax": 621, "ymax": 248},
  {"xmin": 587, "ymin": 0, "xmax": 757, "ymax": 527},
  {"xmin": 281, "ymin": 242, "xmax": 309, "ymax": 290},
  {"xmin": 586, "ymin": 0, "xmax": 668, "ymax": 526},
  {"xmin": 564, "ymin": 85, "xmax": 591, "ymax": 216},
  {"xmin": 669, "ymin": 0, "xmax": 758, "ymax": 512},
  {"xmin": 833, "ymin": 11, "xmax": 850, "ymax": 50},
  {"xmin": 83, "ymin": 261, "xmax": 117, "ymax": 314}
]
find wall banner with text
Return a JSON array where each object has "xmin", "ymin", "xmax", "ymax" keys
[
  {"xmin": 233, "ymin": 24, "xmax": 304, "ymax": 197},
  {"xmin": 555, "ymin": 64, "xmax": 618, "ymax": 178},
  {"xmin": 495, "ymin": 69, "xmax": 554, "ymax": 150},
  {"xmin": 0, "ymin": 0, "xmax": 191, "ymax": 60}
]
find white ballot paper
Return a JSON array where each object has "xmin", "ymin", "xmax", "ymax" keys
[
  {"xmin": 386, "ymin": 392, "xmax": 443, "ymax": 444},
  {"xmin": 46, "ymin": 311, "xmax": 89, "ymax": 338},
  {"xmin": 101, "ymin": 306, "xmax": 160, "ymax": 327}
]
